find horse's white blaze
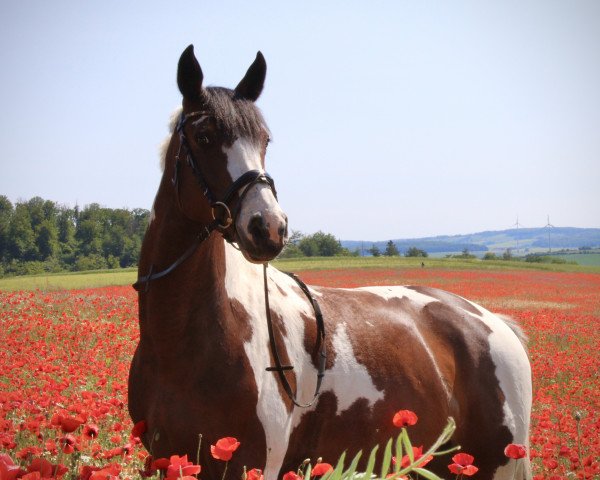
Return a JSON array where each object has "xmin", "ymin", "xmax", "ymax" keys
[{"xmin": 223, "ymin": 138, "xmax": 285, "ymax": 245}]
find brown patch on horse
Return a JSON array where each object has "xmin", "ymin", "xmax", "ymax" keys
[{"xmin": 419, "ymin": 301, "xmax": 512, "ymax": 478}]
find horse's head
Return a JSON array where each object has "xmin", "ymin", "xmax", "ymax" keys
[{"xmin": 172, "ymin": 45, "xmax": 287, "ymax": 263}]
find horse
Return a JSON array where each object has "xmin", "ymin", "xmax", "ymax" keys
[{"xmin": 128, "ymin": 45, "xmax": 532, "ymax": 480}]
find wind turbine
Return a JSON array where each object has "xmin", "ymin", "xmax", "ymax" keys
[
  {"xmin": 544, "ymin": 215, "xmax": 555, "ymax": 253},
  {"xmin": 512, "ymin": 216, "xmax": 525, "ymax": 253}
]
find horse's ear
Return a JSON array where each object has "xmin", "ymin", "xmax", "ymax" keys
[
  {"xmin": 234, "ymin": 51, "xmax": 266, "ymax": 102},
  {"xmin": 177, "ymin": 45, "xmax": 204, "ymax": 101}
]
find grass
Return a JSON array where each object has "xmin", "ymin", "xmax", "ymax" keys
[
  {"xmin": 1, "ymin": 256, "xmax": 599, "ymax": 292},
  {"xmin": 554, "ymin": 253, "xmax": 600, "ymax": 266},
  {"xmin": 273, "ymin": 255, "xmax": 600, "ymax": 273},
  {"xmin": 0, "ymin": 267, "xmax": 137, "ymax": 291}
]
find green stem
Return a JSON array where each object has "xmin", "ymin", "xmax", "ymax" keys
[
  {"xmin": 220, "ymin": 461, "xmax": 229, "ymax": 480},
  {"xmin": 196, "ymin": 433, "xmax": 203, "ymax": 467}
]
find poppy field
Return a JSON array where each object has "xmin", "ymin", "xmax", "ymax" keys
[{"xmin": 1, "ymin": 266, "xmax": 599, "ymax": 479}]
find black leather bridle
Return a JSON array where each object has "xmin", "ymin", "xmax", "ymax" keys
[
  {"xmin": 133, "ymin": 109, "xmax": 327, "ymax": 408},
  {"xmin": 172, "ymin": 110, "xmax": 277, "ymax": 232}
]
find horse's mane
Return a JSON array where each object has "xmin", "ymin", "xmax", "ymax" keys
[{"xmin": 159, "ymin": 87, "xmax": 268, "ymax": 172}]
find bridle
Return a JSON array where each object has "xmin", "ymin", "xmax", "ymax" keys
[
  {"xmin": 134, "ymin": 109, "xmax": 326, "ymax": 408},
  {"xmin": 172, "ymin": 110, "xmax": 277, "ymax": 233}
]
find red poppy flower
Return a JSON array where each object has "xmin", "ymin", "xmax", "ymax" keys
[
  {"xmin": 247, "ymin": 468, "xmax": 264, "ymax": 480},
  {"xmin": 83, "ymin": 424, "xmax": 99, "ymax": 439},
  {"xmin": 0, "ymin": 453, "xmax": 22, "ymax": 480},
  {"xmin": 165, "ymin": 455, "xmax": 201, "ymax": 479},
  {"xmin": 131, "ymin": 420, "xmax": 147, "ymax": 438},
  {"xmin": 392, "ymin": 410, "xmax": 418, "ymax": 428},
  {"xmin": 53, "ymin": 415, "xmax": 85, "ymax": 433},
  {"xmin": 59, "ymin": 434, "xmax": 77, "ymax": 454},
  {"xmin": 400, "ymin": 446, "xmax": 433, "ymax": 468},
  {"xmin": 26, "ymin": 458, "xmax": 53, "ymax": 478},
  {"xmin": 210, "ymin": 437, "xmax": 240, "ymax": 461},
  {"xmin": 152, "ymin": 458, "xmax": 171, "ymax": 470},
  {"xmin": 447, "ymin": 453, "xmax": 479, "ymax": 476},
  {"xmin": 311, "ymin": 463, "xmax": 333, "ymax": 477},
  {"xmin": 504, "ymin": 443, "xmax": 527, "ymax": 459},
  {"xmin": 282, "ymin": 471, "xmax": 303, "ymax": 480}
]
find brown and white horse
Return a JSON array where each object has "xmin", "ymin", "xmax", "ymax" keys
[{"xmin": 128, "ymin": 45, "xmax": 532, "ymax": 480}]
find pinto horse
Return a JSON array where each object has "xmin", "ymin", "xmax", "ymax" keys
[{"xmin": 128, "ymin": 45, "xmax": 532, "ymax": 480}]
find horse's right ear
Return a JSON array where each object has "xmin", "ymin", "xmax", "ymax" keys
[{"xmin": 177, "ymin": 45, "xmax": 204, "ymax": 101}]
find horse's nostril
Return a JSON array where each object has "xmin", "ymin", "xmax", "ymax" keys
[
  {"xmin": 247, "ymin": 213, "xmax": 267, "ymax": 241},
  {"xmin": 278, "ymin": 223, "xmax": 287, "ymax": 240}
]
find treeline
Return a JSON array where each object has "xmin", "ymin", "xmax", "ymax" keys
[
  {"xmin": 279, "ymin": 231, "xmax": 358, "ymax": 258},
  {"xmin": 0, "ymin": 195, "xmax": 149, "ymax": 276}
]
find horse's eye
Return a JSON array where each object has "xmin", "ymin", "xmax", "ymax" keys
[
  {"xmin": 266, "ymin": 137, "xmax": 271, "ymax": 145},
  {"xmin": 196, "ymin": 135, "xmax": 210, "ymax": 145}
]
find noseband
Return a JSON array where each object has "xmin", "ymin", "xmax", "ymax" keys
[{"xmin": 173, "ymin": 110, "xmax": 277, "ymax": 231}]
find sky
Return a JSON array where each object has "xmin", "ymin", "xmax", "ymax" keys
[{"xmin": 1, "ymin": 1, "xmax": 599, "ymax": 240}]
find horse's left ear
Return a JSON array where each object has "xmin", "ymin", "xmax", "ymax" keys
[
  {"xmin": 177, "ymin": 44, "xmax": 204, "ymax": 101},
  {"xmin": 234, "ymin": 52, "xmax": 266, "ymax": 101}
]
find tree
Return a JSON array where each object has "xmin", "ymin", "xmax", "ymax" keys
[
  {"xmin": 279, "ymin": 230, "xmax": 304, "ymax": 258},
  {"xmin": 7, "ymin": 204, "xmax": 38, "ymax": 261},
  {"xmin": 36, "ymin": 219, "xmax": 60, "ymax": 259},
  {"xmin": 502, "ymin": 248, "xmax": 513, "ymax": 261},
  {"xmin": 368, "ymin": 245, "xmax": 381, "ymax": 257},
  {"xmin": 298, "ymin": 231, "xmax": 345, "ymax": 257},
  {"xmin": 405, "ymin": 246, "xmax": 428, "ymax": 258},
  {"xmin": 482, "ymin": 252, "xmax": 497, "ymax": 261},
  {"xmin": 0, "ymin": 196, "xmax": 13, "ymax": 261},
  {"xmin": 384, "ymin": 241, "xmax": 400, "ymax": 256}
]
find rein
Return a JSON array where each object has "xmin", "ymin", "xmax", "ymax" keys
[
  {"xmin": 133, "ymin": 110, "xmax": 327, "ymax": 408},
  {"xmin": 263, "ymin": 264, "xmax": 327, "ymax": 408}
]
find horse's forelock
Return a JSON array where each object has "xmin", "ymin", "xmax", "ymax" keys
[
  {"xmin": 203, "ymin": 87, "xmax": 268, "ymax": 141},
  {"xmin": 159, "ymin": 88, "xmax": 267, "ymax": 173}
]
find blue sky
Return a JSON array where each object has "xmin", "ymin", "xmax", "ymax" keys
[{"xmin": 1, "ymin": 1, "xmax": 598, "ymax": 240}]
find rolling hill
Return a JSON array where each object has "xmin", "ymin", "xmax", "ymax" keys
[{"xmin": 342, "ymin": 227, "xmax": 600, "ymax": 256}]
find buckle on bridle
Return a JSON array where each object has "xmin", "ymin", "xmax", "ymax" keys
[{"xmin": 211, "ymin": 201, "xmax": 233, "ymax": 229}]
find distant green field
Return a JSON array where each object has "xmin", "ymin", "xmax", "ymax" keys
[
  {"xmin": 554, "ymin": 253, "xmax": 600, "ymax": 266},
  {"xmin": 1, "ymin": 256, "xmax": 598, "ymax": 292},
  {"xmin": 0, "ymin": 268, "xmax": 137, "ymax": 292}
]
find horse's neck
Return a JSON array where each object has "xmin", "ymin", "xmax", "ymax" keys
[{"xmin": 138, "ymin": 189, "xmax": 262, "ymax": 334}]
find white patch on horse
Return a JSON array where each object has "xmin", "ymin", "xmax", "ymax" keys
[
  {"xmin": 474, "ymin": 306, "xmax": 532, "ymax": 450},
  {"xmin": 224, "ymin": 244, "xmax": 311, "ymax": 480},
  {"xmin": 325, "ymin": 323, "xmax": 385, "ymax": 413},
  {"xmin": 356, "ymin": 285, "xmax": 436, "ymax": 306}
]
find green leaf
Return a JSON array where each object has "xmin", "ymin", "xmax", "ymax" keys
[
  {"xmin": 394, "ymin": 433, "xmax": 403, "ymax": 473},
  {"xmin": 342, "ymin": 450, "xmax": 363, "ymax": 479},
  {"xmin": 362, "ymin": 444, "xmax": 379, "ymax": 480},
  {"xmin": 323, "ymin": 451, "xmax": 346, "ymax": 480},
  {"xmin": 400, "ymin": 429, "xmax": 413, "ymax": 462},
  {"xmin": 412, "ymin": 467, "xmax": 444, "ymax": 480},
  {"xmin": 379, "ymin": 438, "xmax": 393, "ymax": 479}
]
